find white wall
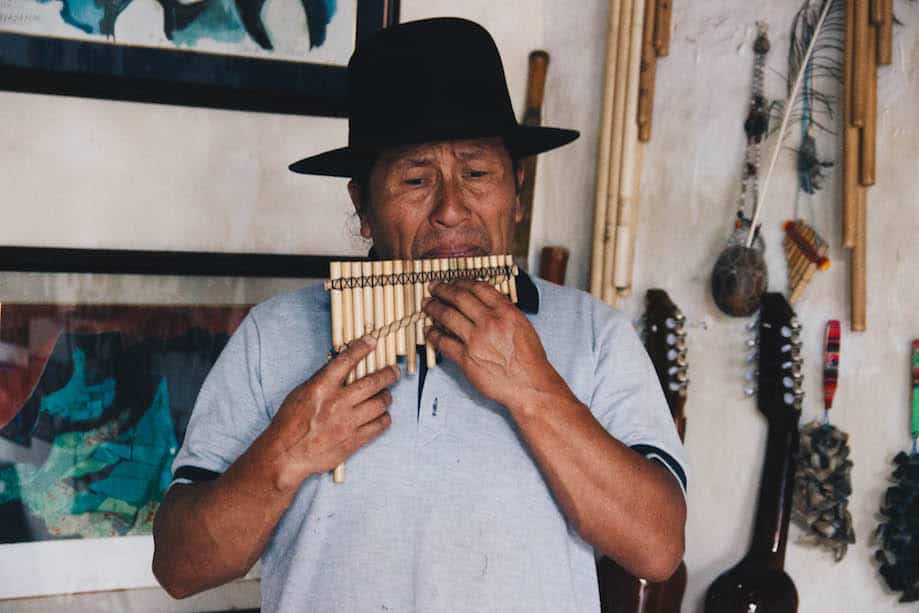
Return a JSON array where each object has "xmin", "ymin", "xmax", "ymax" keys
[{"xmin": 2, "ymin": 0, "xmax": 918, "ymax": 611}]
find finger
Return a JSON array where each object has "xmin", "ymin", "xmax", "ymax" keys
[
  {"xmin": 350, "ymin": 389, "xmax": 393, "ymax": 429},
  {"xmin": 423, "ymin": 298, "xmax": 475, "ymax": 343},
  {"xmin": 323, "ymin": 335, "xmax": 378, "ymax": 384},
  {"xmin": 346, "ymin": 411, "xmax": 392, "ymax": 454},
  {"xmin": 343, "ymin": 364, "xmax": 401, "ymax": 404},
  {"xmin": 426, "ymin": 326, "xmax": 465, "ymax": 364},
  {"xmin": 428, "ymin": 280, "xmax": 489, "ymax": 322},
  {"xmin": 449, "ymin": 279, "xmax": 505, "ymax": 309}
]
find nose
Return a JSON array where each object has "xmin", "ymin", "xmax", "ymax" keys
[{"xmin": 430, "ymin": 176, "xmax": 471, "ymax": 228}]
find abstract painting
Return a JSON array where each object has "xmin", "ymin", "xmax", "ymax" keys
[
  {"xmin": 0, "ymin": 304, "xmax": 247, "ymax": 543},
  {"xmin": 3, "ymin": 0, "xmax": 353, "ymax": 64},
  {"xmin": 0, "ymin": 0, "xmax": 398, "ymax": 115}
]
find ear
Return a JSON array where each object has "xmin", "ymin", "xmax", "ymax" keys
[
  {"xmin": 348, "ymin": 180, "xmax": 373, "ymax": 240},
  {"xmin": 513, "ymin": 164, "xmax": 526, "ymax": 224}
]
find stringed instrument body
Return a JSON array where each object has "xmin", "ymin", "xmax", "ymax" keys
[
  {"xmin": 704, "ymin": 293, "xmax": 803, "ymax": 613},
  {"xmin": 597, "ymin": 289, "xmax": 688, "ymax": 613}
]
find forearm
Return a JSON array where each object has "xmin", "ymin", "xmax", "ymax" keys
[
  {"xmin": 506, "ymin": 383, "xmax": 686, "ymax": 582},
  {"xmin": 152, "ymin": 430, "xmax": 300, "ymax": 598}
]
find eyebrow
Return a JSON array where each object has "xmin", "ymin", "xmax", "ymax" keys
[{"xmin": 386, "ymin": 142, "xmax": 500, "ymax": 170}]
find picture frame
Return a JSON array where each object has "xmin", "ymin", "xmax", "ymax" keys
[
  {"xmin": 0, "ymin": 246, "xmax": 348, "ymax": 598},
  {"xmin": 0, "ymin": 0, "xmax": 400, "ymax": 116}
]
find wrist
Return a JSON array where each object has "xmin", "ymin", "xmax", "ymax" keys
[
  {"xmin": 504, "ymin": 367, "xmax": 577, "ymax": 421},
  {"xmin": 251, "ymin": 429, "xmax": 311, "ymax": 497}
]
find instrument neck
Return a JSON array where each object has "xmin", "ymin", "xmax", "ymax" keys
[{"xmin": 747, "ymin": 415, "xmax": 799, "ymax": 569}]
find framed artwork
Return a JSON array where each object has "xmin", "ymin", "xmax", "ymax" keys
[
  {"xmin": 0, "ymin": 246, "xmax": 339, "ymax": 598},
  {"xmin": 0, "ymin": 0, "xmax": 399, "ymax": 116}
]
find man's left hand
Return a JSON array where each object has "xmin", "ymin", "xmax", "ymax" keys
[{"xmin": 423, "ymin": 279, "xmax": 566, "ymax": 409}]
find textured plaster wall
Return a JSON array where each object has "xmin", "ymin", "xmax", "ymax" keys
[{"xmin": 1, "ymin": 0, "xmax": 918, "ymax": 611}]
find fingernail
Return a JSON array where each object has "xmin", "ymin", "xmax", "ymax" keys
[
  {"xmin": 391, "ymin": 365, "xmax": 401, "ymax": 378},
  {"xmin": 364, "ymin": 335, "xmax": 377, "ymax": 347}
]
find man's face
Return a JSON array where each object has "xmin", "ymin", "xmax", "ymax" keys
[{"xmin": 349, "ymin": 137, "xmax": 523, "ymax": 259}]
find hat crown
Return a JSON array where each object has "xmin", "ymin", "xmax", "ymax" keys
[{"xmin": 346, "ymin": 18, "xmax": 517, "ymax": 151}]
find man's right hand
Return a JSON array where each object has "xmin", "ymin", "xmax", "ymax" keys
[{"xmin": 266, "ymin": 335, "xmax": 398, "ymax": 492}]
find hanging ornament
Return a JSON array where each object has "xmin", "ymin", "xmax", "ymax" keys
[
  {"xmin": 783, "ymin": 219, "xmax": 831, "ymax": 303},
  {"xmin": 874, "ymin": 340, "xmax": 919, "ymax": 603},
  {"xmin": 711, "ymin": 24, "xmax": 770, "ymax": 318},
  {"xmin": 792, "ymin": 320, "xmax": 854, "ymax": 560}
]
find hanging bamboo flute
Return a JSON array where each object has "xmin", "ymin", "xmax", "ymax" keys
[
  {"xmin": 861, "ymin": 22, "xmax": 878, "ymax": 187},
  {"xmin": 852, "ymin": 0, "xmax": 869, "ymax": 127},
  {"xmin": 843, "ymin": 0, "xmax": 858, "ymax": 248},
  {"xmin": 610, "ymin": 0, "xmax": 646, "ymax": 301},
  {"xmin": 877, "ymin": 0, "xmax": 893, "ymax": 65},
  {"xmin": 590, "ymin": 0, "xmax": 623, "ymax": 298},
  {"xmin": 654, "ymin": 0, "xmax": 672, "ymax": 57},
  {"xmin": 638, "ymin": 0, "xmax": 658, "ymax": 142},
  {"xmin": 600, "ymin": 0, "xmax": 633, "ymax": 304}
]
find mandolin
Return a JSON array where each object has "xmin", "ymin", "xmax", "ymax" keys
[
  {"xmin": 597, "ymin": 288, "xmax": 688, "ymax": 613},
  {"xmin": 703, "ymin": 293, "xmax": 803, "ymax": 613}
]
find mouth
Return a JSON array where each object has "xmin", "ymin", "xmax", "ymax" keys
[{"xmin": 418, "ymin": 244, "xmax": 487, "ymax": 259}]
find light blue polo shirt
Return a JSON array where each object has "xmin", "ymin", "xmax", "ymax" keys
[{"xmin": 172, "ymin": 272, "xmax": 687, "ymax": 613}]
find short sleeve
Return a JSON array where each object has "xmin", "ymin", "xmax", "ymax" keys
[
  {"xmin": 589, "ymin": 313, "xmax": 688, "ymax": 496},
  {"xmin": 170, "ymin": 313, "xmax": 271, "ymax": 485}
]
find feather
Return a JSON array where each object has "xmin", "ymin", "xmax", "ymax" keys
[{"xmin": 746, "ymin": 0, "xmax": 845, "ymax": 247}]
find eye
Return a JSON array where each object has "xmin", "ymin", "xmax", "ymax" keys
[
  {"xmin": 403, "ymin": 177, "xmax": 427, "ymax": 186},
  {"xmin": 467, "ymin": 170, "xmax": 489, "ymax": 178}
]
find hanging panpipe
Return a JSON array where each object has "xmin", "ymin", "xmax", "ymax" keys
[
  {"xmin": 783, "ymin": 219, "xmax": 830, "ymax": 305},
  {"xmin": 326, "ymin": 254, "xmax": 519, "ymax": 482}
]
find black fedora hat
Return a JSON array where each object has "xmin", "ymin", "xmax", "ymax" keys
[{"xmin": 289, "ymin": 17, "xmax": 579, "ymax": 178}]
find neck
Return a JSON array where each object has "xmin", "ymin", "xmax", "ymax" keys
[{"xmin": 747, "ymin": 413, "xmax": 799, "ymax": 569}]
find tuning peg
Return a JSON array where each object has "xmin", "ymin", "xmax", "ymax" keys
[
  {"xmin": 745, "ymin": 368, "xmax": 758, "ymax": 382},
  {"xmin": 674, "ymin": 339, "xmax": 687, "ymax": 353},
  {"xmin": 790, "ymin": 317, "xmax": 802, "ymax": 330},
  {"xmin": 665, "ymin": 317, "xmax": 676, "ymax": 329},
  {"xmin": 676, "ymin": 371, "xmax": 689, "ymax": 383},
  {"xmin": 746, "ymin": 319, "xmax": 758, "ymax": 331},
  {"xmin": 668, "ymin": 381, "xmax": 682, "ymax": 391},
  {"xmin": 744, "ymin": 386, "xmax": 757, "ymax": 397},
  {"xmin": 746, "ymin": 337, "xmax": 758, "ymax": 349},
  {"xmin": 784, "ymin": 392, "xmax": 795, "ymax": 405},
  {"xmin": 674, "ymin": 327, "xmax": 688, "ymax": 339},
  {"xmin": 675, "ymin": 355, "xmax": 688, "ymax": 367},
  {"xmin": 674, "ymin": 310, "xmax": 686, "ymax": 323},
  {"xmin": 783, "ymin": 376, "xmax": 795, "ymax": 389},
  {"xmin": 781, "ymin": 325, "xmax": 793, "ymax": 338},
  {"xmin": 667, "ymin": 348, "xmax": 680, "ymax": 361}
]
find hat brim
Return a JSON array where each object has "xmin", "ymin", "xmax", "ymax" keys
[{"xmin": 288, "ymin": 125, "xmax": 580, "ymax": 178}]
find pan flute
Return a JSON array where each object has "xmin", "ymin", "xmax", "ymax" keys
[
  {"xmin": 783, "ymin": 219, "xmax": 830, "ymax": 304},
  {"xmin": 325, "ymin": 254, "xmax": 519, "ymax": 482}
]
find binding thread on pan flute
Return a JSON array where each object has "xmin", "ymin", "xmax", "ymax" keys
[{"xmin": 325, "ymin": 254, "xmax": 519, "ymax": 483}]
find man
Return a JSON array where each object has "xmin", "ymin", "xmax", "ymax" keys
[{"xmin": 153, "ymin": 17, "xmax": 687, "ymax": 613}]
